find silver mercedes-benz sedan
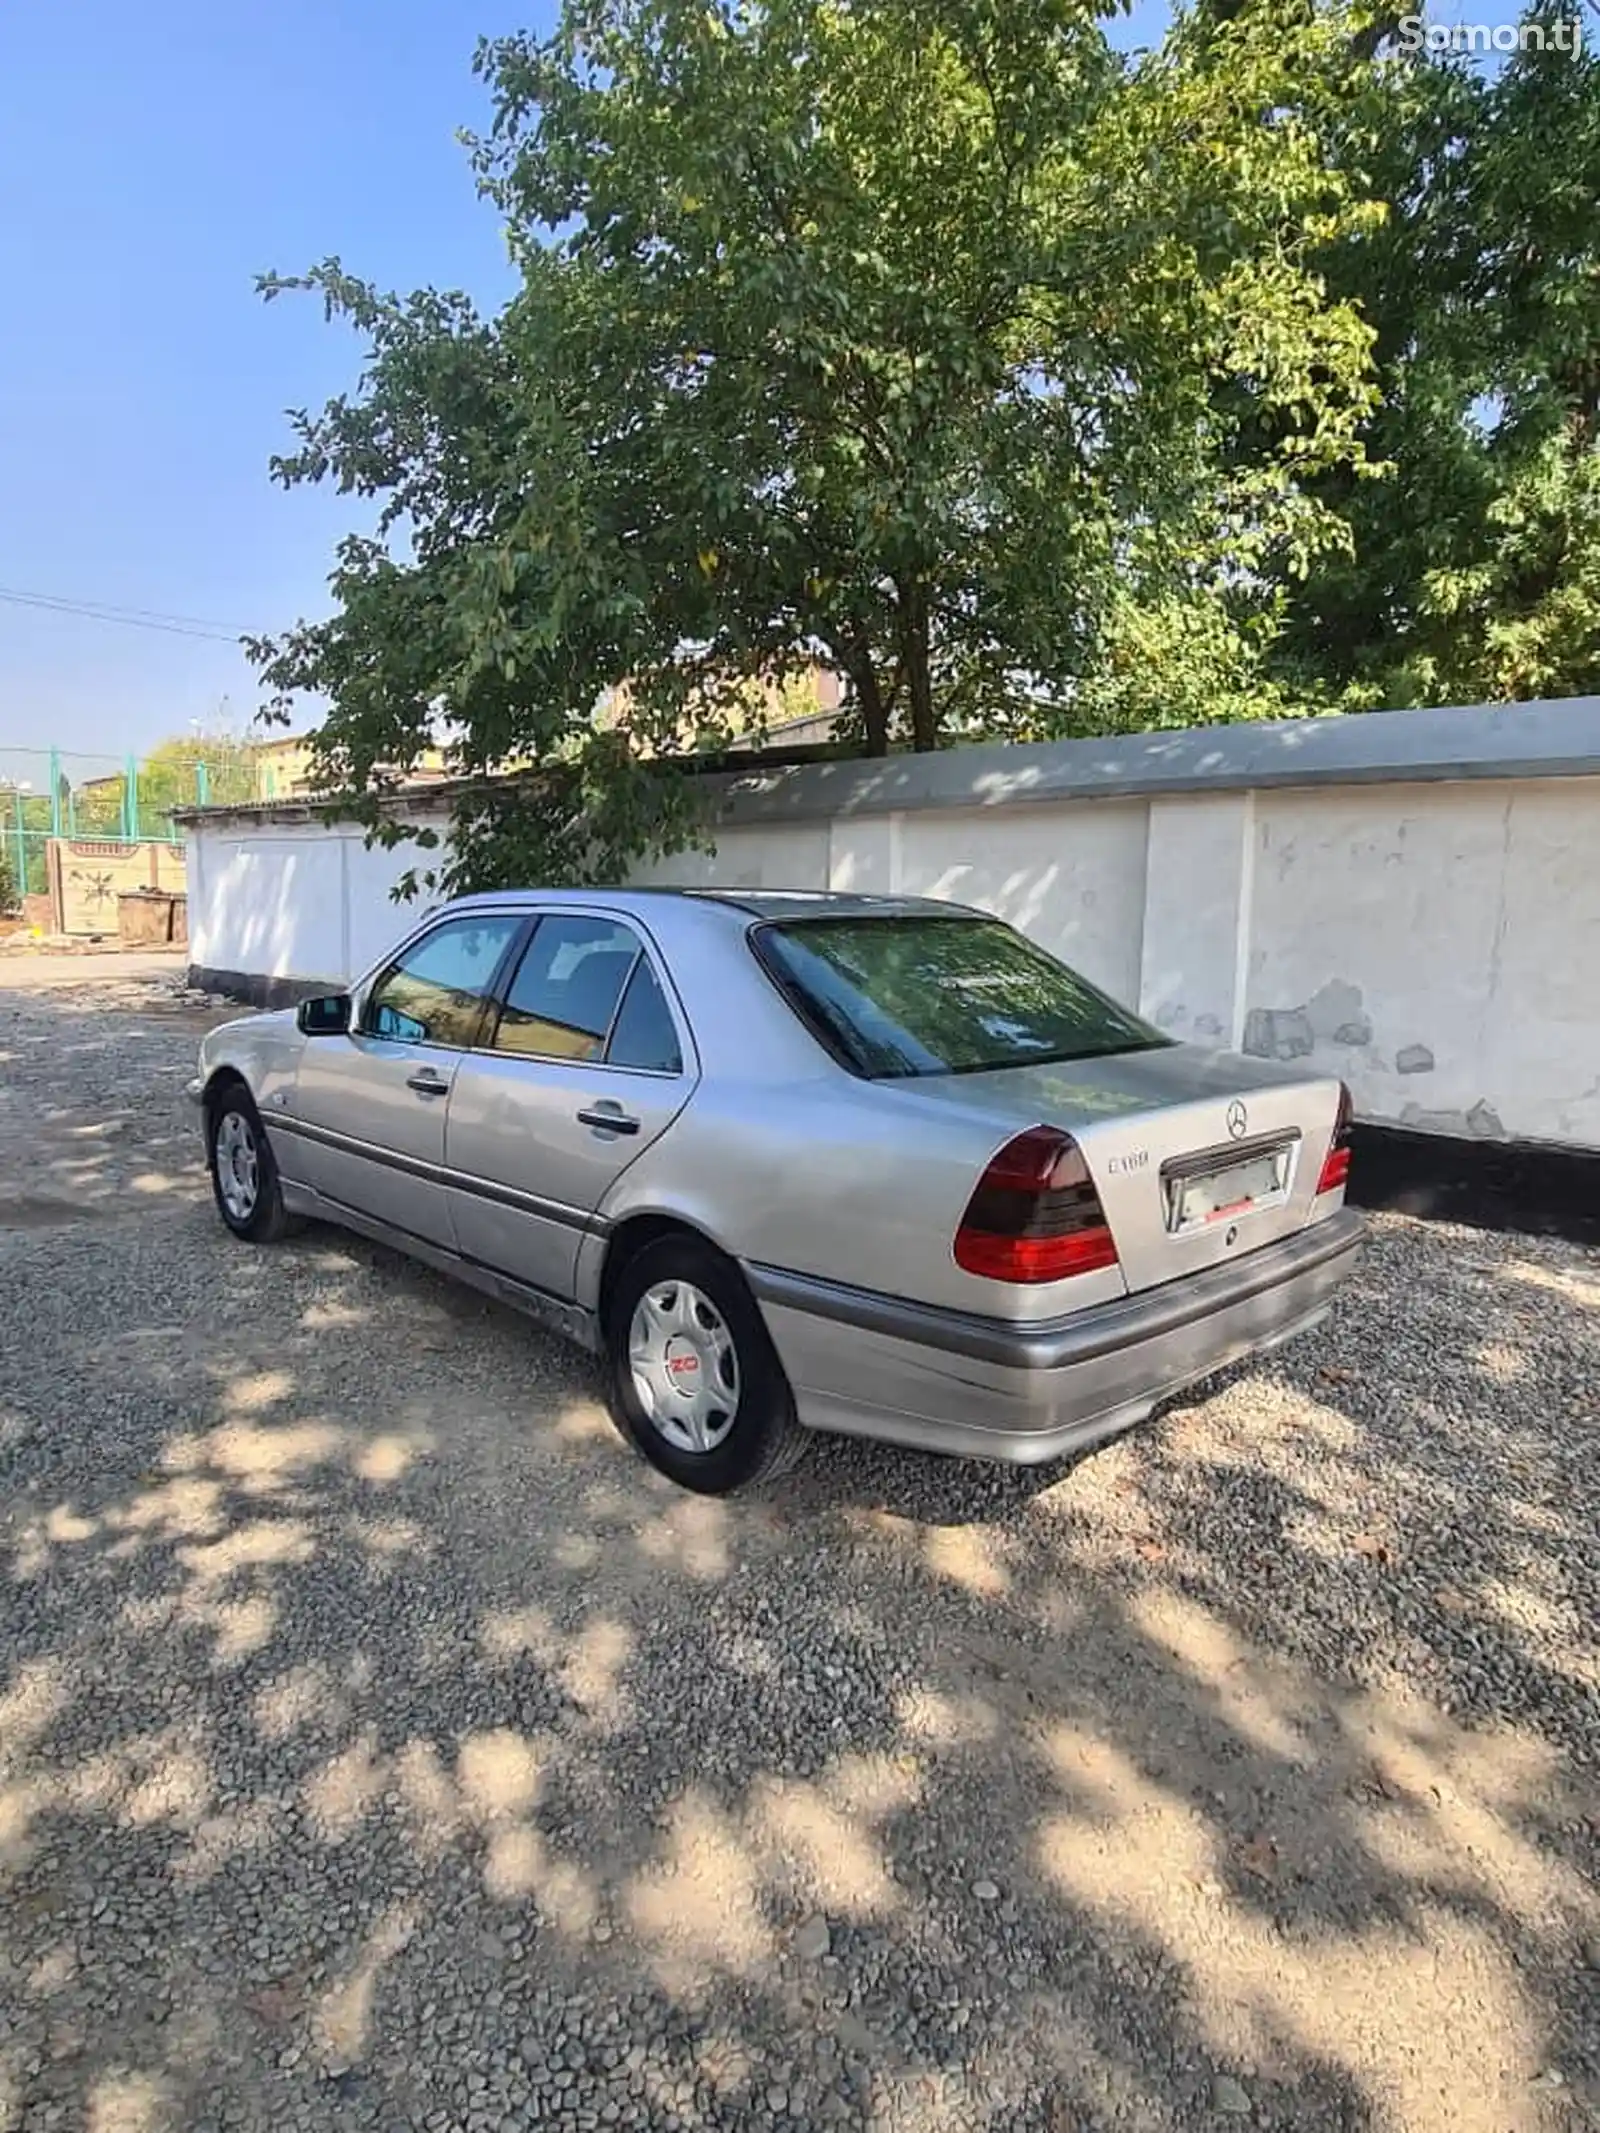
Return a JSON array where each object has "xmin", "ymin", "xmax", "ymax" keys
[{"xmin": 189, "ymin": 888, "xmax": 1363, "ymax": 1493}]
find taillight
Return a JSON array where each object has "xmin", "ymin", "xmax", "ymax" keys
[
  {"xmin": 1317, "ymin": 1082, "xmax": 1353, "ymax": 1195},
  {"xmin": 954, "ymin": 1125, "xmax": 1119, "ymax": 1285}
]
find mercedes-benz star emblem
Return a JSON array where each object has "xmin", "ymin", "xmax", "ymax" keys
[{"xmin": 1226, "ymin": 1099, "xmax": 1248, "ymax": 1140}]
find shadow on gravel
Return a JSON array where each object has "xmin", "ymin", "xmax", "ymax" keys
[
  {"xmin": 2, "ymin": 990, "xmax": 1597, "ymax": 2133},
  {"xmin": 0, "ymin": 981, "xmax": 228, "ymax": 1224}
]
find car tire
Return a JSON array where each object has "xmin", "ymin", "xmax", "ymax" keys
[
  {"xmin": 605, "ymin": 1233, "xmax": 809, "ymax": 1495},
  {"xmin": 207, "ymin": 1085, "xmax": 298, "ymax": 1244}
]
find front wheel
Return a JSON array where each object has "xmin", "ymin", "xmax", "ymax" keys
[
  {"xmin": 605, "ymin": 1234, "xmax": 808, "ymax": 1495},
  {"xmin": 208, "ymin": 1087, "xmax": 297, "ymax": 1243}
]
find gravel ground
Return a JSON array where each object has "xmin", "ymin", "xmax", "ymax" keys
[{"xmin": 1, "ymin": 973, "xmax": 1596, "ymax": 2133}]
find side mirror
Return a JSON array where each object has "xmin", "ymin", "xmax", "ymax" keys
[{"xmin": 296, "ymin": 993, "xmax": 352, "ymax": 1036}]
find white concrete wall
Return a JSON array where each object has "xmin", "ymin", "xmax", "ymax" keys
[
  {"xmin": 187, "ymin": 815, "xmax": 454, "ymax": 991},
  {"xmin": 639, "ymin": 799, "xmax": 1151, "ymax": 1004},
  {"xmin": 183, "ymin": 703, "xmax": 1600, "ymax": 1151},
  {"xmin": 1243, "ymin": 779, "xmax": 1600, "ymax": 1148}
]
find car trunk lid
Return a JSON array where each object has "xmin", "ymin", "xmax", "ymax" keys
[{"xmin": 906, "ymin": 1046, "xmax": 1344, "ymax": 1295}]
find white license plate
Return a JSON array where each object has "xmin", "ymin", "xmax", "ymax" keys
[{"xmin": 1170, "ymin": 1149, "xmax": 1287, "ymax": 1229}]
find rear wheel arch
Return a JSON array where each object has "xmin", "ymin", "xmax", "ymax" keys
[{"xmin": 598, "ymin": 1212, "xmax": 741, "ymax": 1335}]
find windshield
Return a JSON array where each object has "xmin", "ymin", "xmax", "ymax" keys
[{"xmin": 754, "ymin": 914, "xmax": 1171, "ymax": 1079}]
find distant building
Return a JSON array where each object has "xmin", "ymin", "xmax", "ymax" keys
[
  {"xmin": 244, "ymin": 668, "xmax": 842, "ymax": 805},
  {"xmin": 596, "ymin": 662, "xmax": 843, "ymax": 755},
  {"xmin": 731, "ymin": 665, "xmax": 843, "ymax": 750},
  {"xmin": 250, "ymin": 733, "xmax": 449, "ymax": 801},
  {"xmin": 251, "ymin": 734, "xmax": 318, "ymax": 801}
]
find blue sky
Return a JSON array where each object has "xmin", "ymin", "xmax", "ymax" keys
[
  {"xmin": 0, "ymin": 0, "xmax": 1507, "ymax": 762},
  {"xmin": 0, "ymin": 0, "xmax": 539, "ymax": 760}
]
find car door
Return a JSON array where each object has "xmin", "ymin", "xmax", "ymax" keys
[
  {"xmin": 282, "ymin": 910, "xmax": 524, "ymax": 1248},
  {"xmin": 443, "ymin": 911, "xmax": 696, "ymax": 1298}
]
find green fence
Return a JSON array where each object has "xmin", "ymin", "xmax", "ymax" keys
[{"xmin": 0, "ymin": 744, "xmax": 255, "ymax": 907}]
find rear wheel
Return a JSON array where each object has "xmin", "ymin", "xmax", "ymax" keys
[
  {"xmin": 605, "ymin": 1233, "xmax": 807, "ymax": 1495},
  {"xmin": 207, "ymin": 1086, "xmax": 297, "ymax": 1243}
]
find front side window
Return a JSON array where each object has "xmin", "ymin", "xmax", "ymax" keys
[
  {"xmin": 493, "ymin": 916, "xmax": 643, "ymax": 1062},
  {"xmin": 365, "ymin": 915, "xmax": 520, "ymax": 1049},
  {"xmin": 754, "ymin": 915, "xmax": 1169, "ymax": 1079}
]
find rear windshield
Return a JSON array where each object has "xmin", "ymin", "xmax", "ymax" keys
[{"xmin": 753, "ymin": 915, "xmax": 1171, "ymax": 1079}]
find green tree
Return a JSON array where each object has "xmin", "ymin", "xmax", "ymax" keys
[
  {"xmin": 137, "ymin": 732, "xmax": 258, "ymax": 830},
  {"xmin": 0, "ymin": 789, "xmax": 52, "ymax": 899},
  {"xmin": 1263, "ymin": 13, "xmax": 1600, "ymax": 706},
  {"xmin": 254, "ymin": 0, "xmax": 1379, "ymax": 890},
  {"xmin": 66, "ymin": 734, "xmax": 257, "ymax": 842},
  {"xmin": 71, "ymin": 779, "xmax": 126, "ymax": 839}
]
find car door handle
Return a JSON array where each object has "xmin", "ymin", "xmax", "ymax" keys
[
  {"xmin": 406, "ymin": 1069, "xmax": 450, "ymax": 1097},
  {"xmin": 577, "ymin": 1105, "xmax": 640, "ymax": 1135}
]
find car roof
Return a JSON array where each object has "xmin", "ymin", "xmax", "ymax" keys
[
  {"xmin": 683, "ymin": 888, "xmax": 980, "ymax": 921},
  {"xmin": 437, "ymin": 885, "xmax": 980, "ymax": 924}
]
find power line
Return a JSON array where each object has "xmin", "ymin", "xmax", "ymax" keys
[
  {"xmin": 0, "ymin": 585, "xmax": 247, "ymax": 640},
  {"xmin": 0, "ymin": 584, "xmax": 252, "ymax": 643}
]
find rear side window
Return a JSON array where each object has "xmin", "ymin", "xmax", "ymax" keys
[
  {"xmin": 606, "ymin": 958, "xmax": 683, "ymax": 1074},
  {"xmin": 494, "ymin": 916, "xmax": 640, "ymax": 1060},
  {"xmin": 753, "ymin": 915, "xmax": 1169, "ymax": 1080}
]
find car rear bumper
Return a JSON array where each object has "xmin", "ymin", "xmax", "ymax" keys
[{"xmin": 747, "ymin": 1206, "xmax": 1365, "ymax": 1464}]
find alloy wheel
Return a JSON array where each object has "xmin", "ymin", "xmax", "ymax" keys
[{"xmin": 215, "ymin": 1110, "xmax": 260, "ymax": 1222}]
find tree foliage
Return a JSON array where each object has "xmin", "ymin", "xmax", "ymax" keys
[
  {"xmin": 71, "ymin": 733, "xmax": 257, "ymax": 839},
  {"xmin": 1264, "ymin": 12, "xmax": 1600, "ymax": 706},
  {"xmin": 254, "ymin": 0, "xmax": 1382, "ymax": 889},
  {"xmin": 142, "ymin": 734, "xmax": 258, "ymax": 822}
]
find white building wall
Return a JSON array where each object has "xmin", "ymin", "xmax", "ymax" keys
[
  {"xmin": 1239, "ymin": 778, "xmax": 1600, "ymax": 1146},
  {"xmin": 1139, "ymin": 793, "xmax": 1256, "ymax": 1051},
  {"xmin": 894, "ymin": 800, "xmax": 1148, "ymax": 1003},
  {"xmin": 188, "ymin": 817, "xmax": 450, "ymax": 991},
  {"xmin": 643, "ymin": 821, "xmax": 831, "ymax": 893},
  {"xmin": 643, "ymin": 798, "xmax": 1150, "ymax": 1000}
]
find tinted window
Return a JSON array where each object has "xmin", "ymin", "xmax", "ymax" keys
[
  {"xmin": 494, "ymin": 916, "xmax": 640, "ymax": 1061},
  {"xmin": 365, "ymin": 915, "xmax": 520, "ymax": 1049},
  {"xmin": 755, "ymin": 916, "xmax": 1169, "ymax": 1079},
  {"xmin": 606, "ymin": 957, "xmax": 683, "ymax": 1074}
]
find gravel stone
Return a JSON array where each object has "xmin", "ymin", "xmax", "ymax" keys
[
  {"xmin": 0, "ymin": 962, "xmax": 1594, "ymax": 2133},
  {"xmin": 1212, "ymin": 2073, "xmax": 1253, "ymax": 2115}
]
